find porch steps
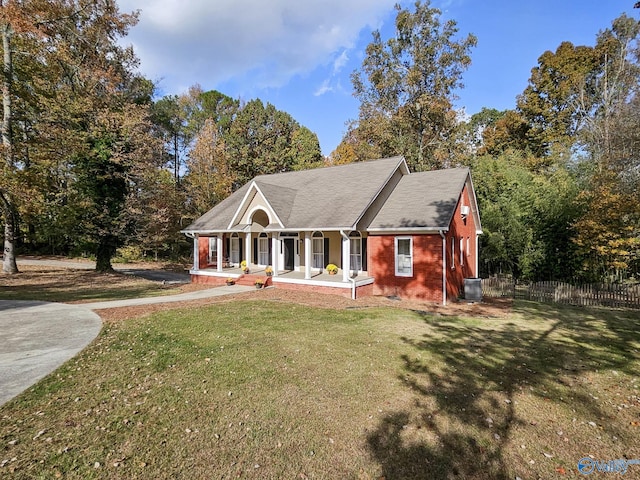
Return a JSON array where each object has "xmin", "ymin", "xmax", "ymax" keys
[{"xmin": 235, "ymin": 273, "xmax": 272, "ymax": 288}]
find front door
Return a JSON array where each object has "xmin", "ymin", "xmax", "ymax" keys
[{"xmin": 283, "ymin": 238, "xmax": 295, "ymax": 271}]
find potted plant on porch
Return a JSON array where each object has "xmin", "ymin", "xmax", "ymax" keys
[
  {"xmin": 254, "ymin": 279, "xmax": 265, "ymax": 289},
  {"xmin": 326, "ymin": 263, "xmax": 338, "ymax": 275},
  {"xmin": 240, "ymin": 260, "xmax": 249, "ymax": 273},
  {"xmin": 225, "ymin": 277, "xmax": 235, "ymax": 286},
  {"xmin": 265, "ymin": 266, "xmax": 273, "ymax": 276}
]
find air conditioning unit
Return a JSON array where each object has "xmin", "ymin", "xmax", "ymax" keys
[{"xmin": 460, "ymin": 205, "xmax": 470, "ymax": 217}]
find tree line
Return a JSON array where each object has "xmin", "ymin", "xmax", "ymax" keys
[
  {"xmin": 2, "ymin": 0, "xmax": 638, "ymax": 285},
  {"xmin": 0, "ymin": 0, "xmax": 322, "ymax": 273},
  {"xmin": 333, "ymin": 2, "xmax": 639, "ymax": 284}
]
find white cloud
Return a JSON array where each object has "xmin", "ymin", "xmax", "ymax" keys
[
  {"xmin": 332, "ymin": 49, "xmax": 349, "ymax": 74},
  {"xmin": 314, "ymin": 78, "xmax": 332, "ymax": 96},
  {"xmin": 118, "ymin": 0, "xmax": 395, "ymax": 94},
  {"xmin": 314, "ymin": 49, "xmax": 351, "ymax": 96}
]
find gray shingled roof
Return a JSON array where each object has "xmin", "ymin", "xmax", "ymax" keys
[
  {"xmin": 183, "ymin": 156, "xmax": 406, "ymax": 232},
  {"xmin": 367, "ymin": 168, "xmax": 470, "ymax": 230},
  {"xmin": 184, "ymin": 181, "xmax": 251, "ymax": 232}
]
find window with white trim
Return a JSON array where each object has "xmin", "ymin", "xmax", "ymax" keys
[
  {"xmin": 467, "ymin": 237, "xmax": 470, "ymax": 257},
  {"xmin": 312, "ymin": 231, "xmax": 324, "ymax": 269},
  {"xmin": 395, "ymin": 236, "xmax": 413, "ymax": 277},
  {"xmin": 208, "ymin": 237, "xmax": 217, "ymax": 264},
  {"xmin": 349, "ymin": 231, "xmax": 362, "ymax": 271},
  {"xmin": 230, "ymin": 233, "xmax": 240, "ymax": 264},
  {"xmin": 451, "ymin": 237, "xmax": 455, "ymax": 269},
  {"xmin": 460, "ymin": 237, "xmax": 464, "ymax": 267},
  {"xmin": 258, "ymin": 232, "xmax": 269, "ymax": 265}
]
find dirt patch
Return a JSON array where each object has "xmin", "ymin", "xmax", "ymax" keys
[{"xmin": 0, "ymin": 265, "xmax": 211, "ymax": 303}]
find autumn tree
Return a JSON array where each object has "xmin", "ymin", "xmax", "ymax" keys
[
  {"xmin": 348, "ymin": 0, "xmax": 476, "ymax": 170},
  {"xmin": 517, "ymin": 42, "xmax": 601, "ymax": 156},
  {"xmin": 184, "ymin": 119, "xmax": 234, "ymax": 217},
  {"xmin": 0, "ymin": 0, "xmax": 158, "ymax": 272},
  {"xmin": 574, "ymin": 15, "xmax": 639, "ymax": 281},
  {"xmin": 225, "ymin": 99, "xmax": 321, "ymax": 186},
  {"xmin": 151, "ymin": 95, "xmax": 187, "ymax": 184},
  {"xmin": 288, "ymin": 126, "xmax": 323, "ymax": 171},
  {"xmin": 125, "ymin": 168, "xmax": 186, "ymax": 260},
  {"xmin": 328, "ymin": 140, "xmax": 358, "ymax": 166}
]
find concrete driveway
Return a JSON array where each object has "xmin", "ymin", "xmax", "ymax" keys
[
  {"xmin": 0, "ymin": 260, "xmax": 253, "ymax": 406},
  {"xmin": 0, "ymin": 301, "xmax": 102, "ymax": 406},
  {"xmin": 0, "ymin": 285, "xmax": 255, "ymax": 406}
]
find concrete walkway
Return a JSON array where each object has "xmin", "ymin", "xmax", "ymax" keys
[
  {"xmin": 81, "ymin": 284, "xmax": 254, "ymax": 309},
  {"xmin": 0, "ymin": 285, "xmax": 255, "ymax": 406}
]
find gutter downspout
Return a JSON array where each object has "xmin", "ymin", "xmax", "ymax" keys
[
  {"xmin": 440, "ymin": 230, "xmax": 447, "ymax": 306},
  {"xmin": 340, "ymin": 230, "xmax": 357, "ymax": 300}
]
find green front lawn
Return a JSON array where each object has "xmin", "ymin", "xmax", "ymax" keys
[{"xmin": 1, "ymin": 300, "xmax": 638, "ymax": 479}]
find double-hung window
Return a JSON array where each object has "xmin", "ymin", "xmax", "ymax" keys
[
  {"xmin": 349, "ymin": 231, "xmax": 362, "ymax": 271},
  {"xmin": 230, "ymin": 233, "xmax": 240, "ymax": 264},
  {"xmin": 312, "ymin": 231, "xmax": 324, "ymax": 269},
  {"xmin": 258, "ymin": 232, "xmax": 269, "ymax": 265},
  {"xmin": 208, "ymin": 237, "xmax": 217, "ymax": 264},
  {"xmin": 395, "ymin": 237, "xmax": 413, "ymax": 277}
]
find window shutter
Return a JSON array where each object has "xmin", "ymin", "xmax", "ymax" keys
[
  {"xmin": 268, "ymin": 238, "xmax": 272, "ymax": 262},
  {"xmin": 253, "ymin": 237, "xmax": 258, "ymax": 264},
  {"xmin": 239, "ymin": 241, "xmax": 244, "ymax": 262},
  {"xmin": 225, "ymin": 237, "xmax": 230, "ymax": 259},
  {"xmin": 362, "ymin": 237, "xmax": 368, "ymax": 271},
  {"xmin": 324, "ymin": 238, "xmax": 330, "ymax": 268}
]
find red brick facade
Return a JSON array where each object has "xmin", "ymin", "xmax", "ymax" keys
[
  {"xmin": 191, "ymin": 274, "xmax": 227, "ymax": 286},
  {"xmin": 444, "ymin": 184, "xmax": 479, "ymax": 300},
  {"xmin": 198, "ymin": 236, "xmax": 214, "ymax": 269},
  {"xmin": 191, "ymin": 186, "xmax": 479, "ymax": 305},
  {"xmin": 367, "ymin": 234, "xmax": 444, "ymax": 302},
  {"xmin": 366, "ymin": 184, "xmax": 479, "ymax": 304}
]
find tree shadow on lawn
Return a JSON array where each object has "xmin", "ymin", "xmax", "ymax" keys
[{"xmin": 367, "ymin": 301, "xmax": 639, "ymax": 479}]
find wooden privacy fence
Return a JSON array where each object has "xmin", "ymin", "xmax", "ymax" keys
[{"xmin": 481, "ymin": 277, "xmax": 640, "ymax": 310}]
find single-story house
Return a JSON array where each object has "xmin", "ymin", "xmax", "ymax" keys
[{"xmin": 181, "ymin": 156, "xmax": 482, "ymax": 304}]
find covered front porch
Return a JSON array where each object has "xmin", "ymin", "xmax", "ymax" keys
[
  {"xmin": 190, "ymin": 264, "xmax": 374, "ymax": 299},
  {"xmin": 189, "ymin": 230, "xmax": 374, "ymax": 299},
  {"xmin": 186, "ymin": 203, "xmax": 374, "ymax": 298}
]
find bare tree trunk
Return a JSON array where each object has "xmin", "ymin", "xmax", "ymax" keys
[
  {"xmin": 1, "ymin": 13, "xmax": 19, "ymax": 274},
  {"xmin": 1, "ymin": 190, "xmax": 18, "ymax": 273}
]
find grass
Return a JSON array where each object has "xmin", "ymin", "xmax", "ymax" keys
[
  {"xmin": 0, "ymin": 267, "xmax": 184, "ymax": 302},
  {"xmin": 1, "ymin": 299, "xmax": 639, "ymax": 479}
]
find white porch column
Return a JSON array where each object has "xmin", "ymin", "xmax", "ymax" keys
[
  {"xmin": 304, "ymin": 232, "xmax": 312, "ymax": 279},
  {"xmin": 193, "ymin": 234, "xmax": 200, "ymax": 271},
  {"xmin": 245, "ymin": 233, "xmax": 252, "ymax": 268},
  {"xmin": 341, "ymin": 232, "xmax": 351, "ymax": 283},
  {"xmin": 216, "ymin": 234, "xmax": 223, "ymax": 273},
  {"xmin": 271, "ymin": 234, "xmax": 279, "ymax": 277}
]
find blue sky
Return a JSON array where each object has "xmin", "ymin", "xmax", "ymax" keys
[{"xmin": 118, "ymin": 0, "xmax": 638, "ymax": 156}]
